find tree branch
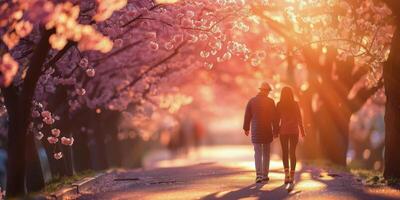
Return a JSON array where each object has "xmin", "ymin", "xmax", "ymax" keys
[
  {"xmin": 350, "ymin": 65, "xmax": 369, "ymax": 86},
  {"xmin": 104, "ymin": 41, "xmax": 187, "ymax": 104},
  {"xmin": 349, "ymin": 77, "xmax": 384, "ymax": 113},
  {"xmin": 92, "ymin": 39, "xmax": 145, "ymax": 65},
  {"xmin": 121, "ymin": 4, "xmax": 165, "ymax": 28},
  {"xmin": 43, "ymin": 41, "xmax": 77, "ymax": 72},
  {"xmin": 134, "ymin": 17, "xmax": 174, "ymax": 27}
]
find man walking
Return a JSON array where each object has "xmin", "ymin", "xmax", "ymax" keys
[{"xmin": 243, "ymin": 82, "xmax": 279, "ymax": 183}]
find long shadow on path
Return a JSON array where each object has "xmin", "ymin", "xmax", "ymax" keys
[
  {"xmin": 201, "ymin": 182, "xmax": 292, "ymax": 200},
  {"xmin": 201, "ymin": 165, "xmax": 400, "ymax": 200}
]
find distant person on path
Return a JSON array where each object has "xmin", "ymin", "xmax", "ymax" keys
[
  {"xmin": 277, "ymin": 87, "xmax": 305, "ymax": 184},
  {"xmin": 243, "ymin": 82, "xmax": 279, "ymax": 183}
]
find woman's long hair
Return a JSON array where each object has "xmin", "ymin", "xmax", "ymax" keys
[{"xmin": 279, "ymin": 87, "xmax": 296, "ymax": 112}]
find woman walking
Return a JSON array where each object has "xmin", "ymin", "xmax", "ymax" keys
[{"xmin": 277, "ymin": 87, "xmax": 305, "ymax": 184}]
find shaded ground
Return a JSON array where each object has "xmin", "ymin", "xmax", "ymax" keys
[{"xmin": 70, "ymin": 146, "xmax": 400, "ymax": 200}]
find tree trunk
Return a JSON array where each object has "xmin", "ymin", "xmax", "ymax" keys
[
  {"xmin": 103, "ymin": 111, "xmax": 122, "ymax": 167},
  {"xmin": 317, "ymin": 107, "xmax": 351, "ymax": 166},
  {"xmin": 58, "ymin": 136, "xmax": 75, "ymax": 177},
  {"xmin": 72, "ymin": 109, "xmax": 92, "ymax": 172},
  {"xmin": 2, "ymin": 87, "xmax": 24, "ymax": 195},
  {"xmin": 25, "ymin": 133, "xmax": 45, "ymax": 192},
  {"xmin": 383, "ymin": 27, "xmax": 400, "ymax": 179},
  {"xmin": 5, "ymin": 28, "xmax": 54, "ymax": 197},
  {"xmin": 299, "ymin": 90, "xmax": 321, "ymax": 160},
  {"xmin": 72, "ymin": 131, "xmax": 92, "ymax": 172},
  {"xmin": 58, "ymin": 115, "xmax": 75, "ymax": 176},
  {"xmin": 42, "ymin": 86, "xmax": 75, "ymax": 177},
  {"xmin": 91, "ymin": 112, "xmax": 108, "ymax": 170}
]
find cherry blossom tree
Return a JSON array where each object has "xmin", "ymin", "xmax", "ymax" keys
[
  {"xmin": 246, "ymin": 0, "xmax": 393, "ymax": 166},
  {"xmin": 0, "ymin": 0, "xmax": 252, "ymax": 196},
  {"xmin": 0, "ymin": 0, "xmax": 129, "ymax": 196}
]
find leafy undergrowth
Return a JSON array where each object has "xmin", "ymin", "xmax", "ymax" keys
[
  {"xmin": 20, "ymin": 170, "xmax": 99, "ymax": 199},
  {"xmin": 350, "ymin": 169, "xmax": 386, "ymax": 186},
  {"xmin": 303, "ymin": 159, "xmax": 400, "ymax": 187},
  {"xmin": 351, "ymin": 169, "xmax": 400, "ymax": 187},
  {"xmin": 42, "ymin": 170, "xmax": 97, "ymax": 194}
]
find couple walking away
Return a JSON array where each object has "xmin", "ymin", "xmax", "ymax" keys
[{"xmin": 243, "ymin": 82, "xmax": 306, "ymax": 184}]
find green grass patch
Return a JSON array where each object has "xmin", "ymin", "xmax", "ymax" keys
[
  {"xmin": 42, "ymin": 170, "xmax": 97, "ymax": 194},
  {"xmin": 12, "ymin": 170, "xmax": 99, "ymax": 199},
  {"xmin": 301, "ymin": 159, "xmax": 396, "ymax": 186},
  {"xmin": 387, "ymin": 177, "xmax": 400, "ymax": 186},
  {"xmin": 350, "ymin": 168, "xmax": 385, "ymax": 186}
]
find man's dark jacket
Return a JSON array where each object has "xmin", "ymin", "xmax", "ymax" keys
[{"xmin": 243, "ymin": 93, "xmax": 279, "ymax": 144}]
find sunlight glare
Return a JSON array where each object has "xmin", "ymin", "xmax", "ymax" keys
[
  {"xmin": 296, "ymin": 180, "xmax": 327, "ymax": 191},
  {"xmin": 319, "ymin": 172, "xmax": 334, "ymax": 181}
]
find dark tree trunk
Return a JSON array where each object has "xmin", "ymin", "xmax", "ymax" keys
[
  {"xmin": 72, "ymin": 131, "xmax": 92, "ymax": 172},
  {"xmin": 59, "ymin": 120, "xmax": 75, "ymax": 175},
  {"xmin": 91, "ymin": 112, "xmax": 108, "ymax": 170},
  {"xmin": 299, "ymin": 90, "xmax": 321, "ymax": 160},
  {"xmin": 41, "ymin": 132, "xmax": 58, "ymax": 175},
  {"xmin": 301, "ymin": 47, "xmax": 377, "ymax": 166},
  {"xmin": 58, "ymin": 135, "xmax": 75, "ymax": 177},
  {"xmin": 103, "ymin": 111, "xmax": 122, "ymax": 167},
  {"xmin": 5, "ymin": 28, "xmax": 54, "ymax": 197},
  {"xmin": 43, "ymin": 138, "xmax": 75, "ymax": 177},
  {"xmin": 46, "ymin": 86, "xmax": 75, "ymax": 177},
  {"xmin": 105, "ymin": 133, "xmax": 122, "ymax": 167},
  {"xmin": 54, "ymin": 144, "xmax": 74, "ymax": 177},
  {"xmin": 72, "ymin": 109, "xmax": 92, "ymax": 172},
  {"xmin": 52, "ymin": 121, "xmax": 75, "ymax": 177},
  {"xmin": 25, "ymin": 133, "xmax": 46, "ymax": 192},
  {"xmin": 2, "ymin": 87, "xmax": 23, "ymax": 194},
  {"xmin": 383, "ymin": 27, "xmax": 400, "ymax": 179},
  {"xmin": 317, "ymin": 107, "xmax": 351, "ymax": 166}
]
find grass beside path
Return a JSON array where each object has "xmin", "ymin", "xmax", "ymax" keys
[
  {"xmin": 351, "ymin": 169, "xmax": 400, "ymax": 187},
  {"xmin": 302, "ymin": 159, "xmax": 400, "ymax": 187},
  {"xmin": 20, "ymin": 170, "xmax": 98, "ymax": 199},
  {"xmin": 41, "ymin": 170, "xmax": 97, "ymax": 194}
]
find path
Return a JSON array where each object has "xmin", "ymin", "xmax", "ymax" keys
[{"xmin": 71, "ymin": 145, "xmax": 400, "ymax": 200}]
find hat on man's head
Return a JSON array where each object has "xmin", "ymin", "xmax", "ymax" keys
[{"xmin": 259, "ymin": 82, "xmax": 272, "ymax": 91}]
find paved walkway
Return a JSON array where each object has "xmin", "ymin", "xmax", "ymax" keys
[{"xmin": 71, "ymin": 146, "xmax": 400, "ymax": 200}]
